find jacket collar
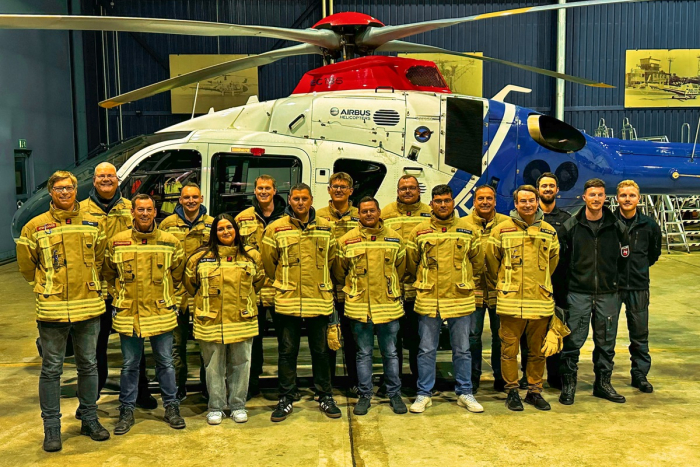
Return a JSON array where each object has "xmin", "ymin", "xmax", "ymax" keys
[
  {"xmin": 430, "ymin": 211, "xmax": 458, "ymax": 229},
  {"xmin": 574, "ymin": 205, "xmax": 618, "ymax": 228},
  {"xmin": 174, "ymin": 204, "xmax": 207, "ymax": 228},
  {"xmin": 284, "ymin": 205, "xmax": 317, "ymax": 230},
  {"xmin": 253, "ymin": 194, "xmax": 287, "ymax": 224},
  {"xmin": 509, "ymin": 208, "xmax": 544, "ymax": 230},
  {"xmin": 50, "ymin": 202, "xmax": 80, "ymax": 222},
  {"xmin": 614, "ymin": 208, "xmax": 647, "ymax": 228},
  {"xmin": 395, "ymin": 198, "xmax": 426, "ymax": 214},
  {"xmin": 358, "ymin": 220, "xmax": 386, "ymax": 237},
  {"xmin": 325, "ymin": 200, "xmax": 355, "ymax": 219},
  {"xmin": 131, "ymin": 220, "xmax": 158, "ymax": 239},
  {"xmin": 469, "ymin": 209, "xmax": 498, "ymax": 228},
  {"xmin": 217, "ymin": 245, "xmax": 240, "ymax": 257},
  {"xmin": 89, "ymin": 187, "xmax": 122, "ymax": 214}
]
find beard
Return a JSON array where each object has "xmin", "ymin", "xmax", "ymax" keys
[{"xmin": 540, "ymin": 194, "xmax": 556, "ymax": 205}]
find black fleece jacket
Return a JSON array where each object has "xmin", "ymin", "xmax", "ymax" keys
[{"xmin": 614, "ymin": 209, "xmax": 662, "ymax": 290}]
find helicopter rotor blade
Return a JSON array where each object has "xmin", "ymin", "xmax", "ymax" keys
[
  {"xmin": 99, "ymin": 44, "xmax": 322, "ymax": 108},
  {"xmin": 377, "ymin": 41, "xmax": 614, "ymax": 88},
  {"xmin": 360, "ymin": 0, "xmax": 650, "ymax": 48},
  {"xmin": 0, "ymin": 14, "xmax": 340, "ymax": 49}
]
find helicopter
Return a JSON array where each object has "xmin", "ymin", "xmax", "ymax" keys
[{"xmin": 6, "ymin": 0, "xmax": 700, "ymax": 240}]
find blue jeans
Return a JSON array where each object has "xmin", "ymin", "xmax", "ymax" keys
[
  {"xmin": 417, "ymin": 313, "xmax": 473, "ymax": 396},
  {"xmin": 469, "ymin": 305, "xmax": 502, "ymax": 382},
  {"xmin": 38, "ymin": 317, "xmax": 100, "ymax": 427},
  {"xmin": 351, "ymin": 319, "xmax": 401, "ymax": 398},
  {"xmin": 119, "ymin": 331, "xmax": 178, "ymax": 409}
]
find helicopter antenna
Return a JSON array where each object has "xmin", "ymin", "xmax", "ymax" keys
[
  {"xmin": 191, "ymin": 82, "xmax": 200, "ymax": 119},
  {"xmin": 492, "ymin": 85, "xmax": 532, "ymax": 102}
]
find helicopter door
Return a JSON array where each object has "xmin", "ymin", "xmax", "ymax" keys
[
  {"xmin": 439, "ymin": 96, "xmax": 488, "ymax": 179},
  {"xmin": 120, "ymin": 147, "xmax": 203, "ymax": 222},
  {"xmin": 207, "ymin": 145, "xmax": 310, "ymax": 217}
]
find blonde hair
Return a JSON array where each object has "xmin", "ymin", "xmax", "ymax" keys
[
  {"xmin": 616, "ymin": 179, "xmax": 640, "ymax": 194},
  {"xmin": 330, "ymin": 172, "xmax": 353, "ymax": 187},
  {"xmin": 47, "ymin": 171, "xmax": 77, "ymax": 192}
]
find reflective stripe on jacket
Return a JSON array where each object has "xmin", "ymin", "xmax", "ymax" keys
[
  {"xmin": 406, "ymin": 213, "xmax": 482, "ymax": 318},
  {"xmin": 184, "ymin": 246, "xmax": 265, "ymax": 344},
  {"xmin": 333, "ymin": 221, "xmax": 406, "ymax": 324},
  {"xmin": 382, "ymin": 200, "xmax": 431, "ymax": 300},
  {"xmin": 468, "ymin": 210, "xmax": 509, "ymax": 308},
  {"xmin": 17, "ymin": 203, "xmax": 107, "ymax": 323},
  {"xmin": 102, "ymin": 225, "xmax": 185, "ymax": 337},
  {"xmin": 261, "ymin": 210, "xmax": 336, "ymax": 318},
  {"xmin": 317, "ymin": 200, "xmax": 359, "ymax": 302},
  {"xmin": 236, "ymin": 206, "xmax": 276, "ymax": 307},
  {"xmin": 486, "ymin": 212, "xmax": 560, "ymax": 319}
]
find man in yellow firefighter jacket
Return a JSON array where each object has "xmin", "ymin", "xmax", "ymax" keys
[
  {"xmin": 316, "ymin": 171, "xmax": 360, "ymax": 390},
  {"xmin": 261, "ymin": 183, "xmax": 341, "ymax": 422},
  {"xmin": 159, "ymin": 182, "xmax": 213, "ymax": 400},
  {"xmin": 406, "ymin": 184, "xmax": 485, "ymax": 414},
  {"xmin": 17, "ymin": 170, "xmax": 110, "ymax": 452},
  {"xmin": 486, "ymin": 185, "xmax": 561, "ymax": 412},
  {"xmin": 381, "ymin": 174, "xmax": 432, "ymax": 387},
  {"xmin": 235, "ymin": 174, "xmax": 286, "ymax": 398},
  {"xmin": 333, "ymin": 196, "xmax": 408, "ymax": 415},
  {"xmin": 102, "ymin": 194, "xmax": 186, "ymax": 435}
]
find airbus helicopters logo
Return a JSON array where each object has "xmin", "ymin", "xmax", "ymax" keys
[{"xmin": 330, "ymin": 107, "xmax": 371, "ymax": 120}]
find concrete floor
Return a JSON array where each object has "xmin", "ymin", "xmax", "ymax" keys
[{"xmin": 0, "ymin": 253, "xmax": 698, "ymax": 467}]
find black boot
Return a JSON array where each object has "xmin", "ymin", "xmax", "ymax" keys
[
  {"xmin": 113, "ymin": 407, "xmax": 135, "ymax": 435},
  {"xmin": 493, "ymin": 378, "xmax": 506, "ymax": 393},
  {"xmin": 506, "ymin": 389, "xmax": 524, "ymax": 411},
  {"xmin": 632, "ymin": 374, "xmax": 654, "ymax": 393},
  {"xmin": 559, "ymin": 373, "xmax": 577, "ymax": 405},
  {"xmin": 593, "ymin": 372, "xmax": 626, "ymax": 403},
  {"xmin": 518, "ymin": 374, "xmax": 528, "ymax": 390},
  {"xmin": 164, "ymin": 404, "xmax": 186, "ymax": 429},
  {"xmin": 43, "ymin": 425, "xmax": 62, "ymax": 452},
  {"xmin": 80, "ymin": 419, "xmax": 110, "ymax": 441}
]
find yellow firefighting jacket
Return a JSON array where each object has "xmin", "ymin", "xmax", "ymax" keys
[
  {"xmin": 261, "ymin": 209, "xmax": 336, "ymax": 317},
  {"xmin": 382, "ymin": 199, "xmax": 432, "ymax": 300},
  {"xmin": 159, "ymin": 209, "xmax": 213, "ymax": 309},
  {"xmin": 406, "ymin": 213, "xmax": 482, "ymax": 318},
  {"xmin": 485, "ymin": 211, "xmax": 560, "ymax": 320},
  {"xmin": 317, "ymin": 200, "xmax": 359, "ymax": 303},
  {"xmin": 17, "ymin": 203, "xmax": 107, "ymax": 323},
  {"xmin": 184, "ymin": 245, "xmax": 265, "ymax": 344},
  {"xmin": 80, "ymin": 195, "xmax": 132, "ymax": 297},
  {"xmin": 102, "ymin": 224, "xmax": 185, "ymax": 337},
  {"xmin": 333, "ymin": 221, "xmax": 406, "ymax": 324},
  {"xmin": 236, "ymin": 205, "xmax": 276, "ymax": 307},
  {"xmin": 468, "ymin": 210, "xmax": 510, "ymax": 308}
]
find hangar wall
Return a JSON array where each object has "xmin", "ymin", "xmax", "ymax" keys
[{"xmin": 0, "ymin": 0, "xmax": 81, "ymax": 261}]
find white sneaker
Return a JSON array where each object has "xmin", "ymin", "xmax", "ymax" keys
[
  {"xmin": 232, "ymin": 409, "xmax": 248, "ymax": 423},
  {"xmin": 409, "ymin": 395, "xmax": 432, "ymax": 413},
  {"xmin": 457, "ymin": 394, "xmax": 484, "ymax": 413},
  {"xmin": 206, "ymin": 411, "xmax": 224, "ymax": 425}
]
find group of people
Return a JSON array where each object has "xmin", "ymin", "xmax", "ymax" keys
[{"xmin": 16, "ymin": 163, "xmax": 661, "ymax": 453}]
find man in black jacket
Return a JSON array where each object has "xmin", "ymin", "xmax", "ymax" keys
[
  {"xmin": 558, "ymin": 178, "xmax": 629, "ymax": 405},
  {"xmin": 615, "ymin": 180, "xmax": 661, "ymax": 393}
]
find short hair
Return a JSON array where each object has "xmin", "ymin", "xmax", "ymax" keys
[
  {"xmin": 131, "ymin": 193, "xmax": 155, "ymax": 208},
  {"xmin": 329, "ymin": 172, "xmax": 353, "ymax": 187},
  {"xmin": 512, "ymin": 184, "xmax": 539, "ymax": 202},
  {"xmin": 617, "ymin": 179, "xmax": 640, "ymax": 194},
  {"xmin": 397, "ymin": 174, "xmax": 419, "ymax": 188},
  {"xmin": 289, "ymin": 183, "xmax": 312, "ymax": 196},
  {"xmin": 358, "ymin": 196, "xmax": 380, "ymax": 210},
  {"xmin": 180, "ymin": 182, "xmax": 201, "ymax": 194},
  {"xmin": 431, "ymin": 184, "xmax": 453, "ymax": 198},
  {"xmin": 47, "ymin": 170, "xmax": 77, "ymax": 192},
  {"xmin": 583, "ymin": 178, "xmax": 605, "ymax": 193},
  {"xmin": 255, "ymin": 174, "xmax": 277, "ymax": 190},
  {"xmin": 536, "ymin": 172, "xmax": 559, "ymax": 188},
  {"xmin": 474, "ymin": 184, "xmax": 496, "ymax": 196}
]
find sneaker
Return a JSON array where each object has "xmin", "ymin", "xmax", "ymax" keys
[
  {"xmin": 113, "ymin": 407, "xmax": 135, "ymax": 435},
  {"xmin": 176, "ymin": 387, "xmax": 187, "ymax": 402},
  {"xmin": 135, "ymin": 393, "xmax": 158, "ymax": 410},
  {"xmin": 457, "ymin": 394, "xmax": 484, "ymax": 413},
  {"xmin": 80, "ymin": 419, "xmax": 110, "ymax": 441},
  {"xmin": 232, "ymin": 409, "xmax": 248, "ymax": 423},
  {"xmin": 524, "ymin": 392, "xmax": 551, "ymax": 411},
  {"xmin": 353, "ymin": 396, "xmax": 372, "ymax": 416},
  {"xmin": 409, "ymin": 395, "xmax": 432, "ymax": 413},
  {"xmin": 43, "ymin": 426, "xmax": 62, "ymax": 452},
  {"xmin": 389, "ymin": 394, "xmax": 408, "ymax": 414},
  {"xmin": 75, "ymin": 406, "xmax": 82, "ymax": 420},
  {"xmin": 319, "ymin": 396, "xmax": 342, "ymax": 419},
  {"xmin": 164, "ymin": 404, "xmax": 186, "ymax": 429},
  {"xmin": 346, "ymin": 386, "xmax": 360, "ymax": 399},
  {"xmin": 506, "ymin": 389, "xmax": 524, "ymax": 412},
  {"xmin": 271, "ymin": 397, "xmax": 293, "ymax": 422},
  {"xmin": 206, "ymin": 410, "xmax": 224, "ymax": 425}
]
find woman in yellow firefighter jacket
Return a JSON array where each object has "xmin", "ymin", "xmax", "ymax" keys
[{"xmin": 184, "ymin": 214, "xmax": 265, "ymax": 425}]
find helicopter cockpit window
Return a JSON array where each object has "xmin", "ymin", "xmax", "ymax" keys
[
  {"xmin": 333, "ymin": 159, "xmax": 387, "ymax": 206},
  {"xmin": 211, "ymin": 153, "xmax": 301, "ymax": 217},
  {"xmin": 405, "ymin": 66, "xmax": 448, "ymax": 88},
  {"xmin": 121, "ymin": 149, "xmax": 202, "ymax": 222}
]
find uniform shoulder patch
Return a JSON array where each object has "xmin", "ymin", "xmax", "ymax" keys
[
  {"xmin": 275, "ymin": 226, "xmax": 293, "ymax": 232},
  {"xmin": 237, "ymin": 216, "xmax": 254, "ymax": 222},
  {"xmin": 416, "ymin": 229, "xmax": 433, "ymax": 236},
  {"xmin": 315, "ymin": 226, "xmax": 331, "ymax": 231},
  {"xmin": 541, "ymin": 228, "xmax": 556, "ymax": 236},
  {"xmin": 113, "ymin": 241, "xmax": 131, "ymax": 246},
  {"xmin": 456, "ymin": 228, "xmax": 473, "ymax": 234},
  {"xmin": 36, "ymin": 223, "xmax": 57, "ymax": 232},
  {"xmin": 500, "ymin": 227, "xmax": 517, "ymax": 233},
  {"xmin": 82, "ymin": 220, "xmax": 99, "ymax": 227},
  {"xmin": 420, "ymin": 212, "xmax": 431, "ymax": 217},
  {"xmin": 345, "ymin": 237, "xmax": 361, "ymax": 245},
  {"xmin": 384, "ymin": 237, "xmax": 400, "ymax": 243}
]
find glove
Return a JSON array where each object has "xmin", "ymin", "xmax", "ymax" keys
[
  {"xmin": 541, "ymin": 329, "xmax": 561, "ymax": 357},
  {"xmin": 327, "ymin": 323, "xmax": 342, "ymax": 351}
]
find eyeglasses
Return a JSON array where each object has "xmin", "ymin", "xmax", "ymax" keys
[
  {"xmin": 52, "ymin": 186, "xmax": 76, "ymax": 193},
  {"xmin": 398, "ymin": 186, "xmax": 419, "ymax": 193},
  {"xmin": 330, "ymin": 185, "xmax": 350, "ymax": 191},
  {"xmin": 95, "ymin": 174, "xmax": 117, "ymax": 180}
]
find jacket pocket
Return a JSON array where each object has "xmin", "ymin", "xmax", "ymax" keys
[
  {"xmin": 316, "ymin": 238, "xmax": 330, "ymax": 269},
  {"xmin": 453, "ymin": 239, "xmax": 467, "ymax": 268},
  {"xmin": 455, "ymin": 282, "xmax": 475, "ymax": 295},
  {"xmin": 281, "ymin": 235, "xmax": 300, "ymax": 266},
  {"xmin": 538, "ymin": 240, "xmax": 550, "ymax": 271},
  {"xmin": 153, "ymin": 253, "xmax": 165, "ymax": 284},
  {"xmin": 82, "ymin": 233, "xmax": 95, "ymax": 266},
  {"xmin": 33, "ymin": 282, "xmax": 64, "ymax": 300},
  {"xmin": 505, "ymin": 237, "xmax": 524, "ymax": 268},
  {"xmin": 39, "ymin": 234, "xmax": 64, "ymax": 270},
  {"xmin": 422, "ymin": 239, "xmax": 438, "ymax": 269},
  {"xmin": 272, "ymin": 279, "xmax": 296, "ymax": 292},
  {"xmin": 240, "ymin": 306, "xmax": 258, "ymax": 319},
  {"xmin": 343, "ymin": 286, "xmax": 365, "ymax": 302},
  {"xmin": 118, "ymin": 251, "xmax": 136, "ymax": 283},
  {"xmin": 539, "ymin": 284, "xmax": 553, "ymax": 299}
]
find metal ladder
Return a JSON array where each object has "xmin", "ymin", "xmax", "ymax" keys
[
  {"xmin": 657, "ymin": 195, "xmax": 689, "ymax": 253},
  {"xmin": 680, "ymin": 195, "xmax": 700, "ymax": 248}
]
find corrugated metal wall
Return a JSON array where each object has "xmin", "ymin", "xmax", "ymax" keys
[{"xmin": 83, "ymin": 0, "xmax": 700, "ymax": 149}]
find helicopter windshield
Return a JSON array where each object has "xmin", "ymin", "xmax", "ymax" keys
[{"xmin": 11, "ymin": 131, "xmax": 191, "ymax": 240}]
